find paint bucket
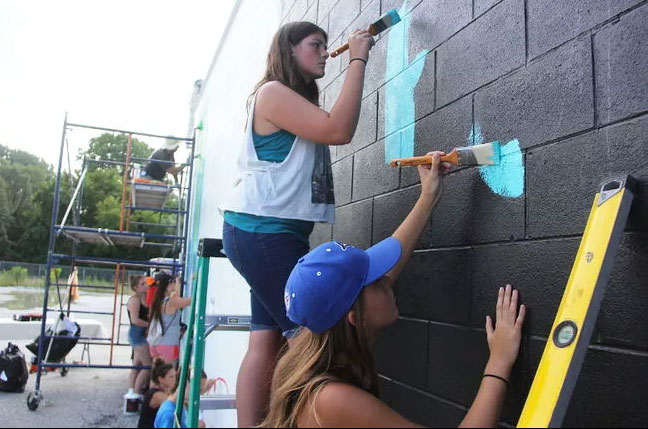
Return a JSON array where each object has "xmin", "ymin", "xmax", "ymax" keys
[{"xmin": 123, "ymin": 388, "xmax": 141, "ymax": 415}]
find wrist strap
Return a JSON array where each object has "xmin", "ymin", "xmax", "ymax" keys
[
  {"xmin": 350, "ymin": 57, "xmax": 367, "ymax": 66},
  {"xmin": 483, "ymin": 374, "xmax": 509, "ymax": 387}
]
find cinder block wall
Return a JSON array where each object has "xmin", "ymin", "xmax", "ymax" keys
[{"xmin": 279, "ymin": 0, "xmax": 648, "ymax": 426}]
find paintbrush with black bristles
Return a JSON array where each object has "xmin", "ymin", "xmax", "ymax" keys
[{"xmin": 330, "ymin": 9, "xmax": 401, "ymax": 58}]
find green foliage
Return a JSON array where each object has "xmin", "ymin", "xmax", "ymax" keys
[
  {"xmin": 0, "ymin": 144, "xmax": 56, "ymax": 261},
  {"xmin": 0, "ymin": 177, "xmax": 11, "ymax": 249},
  {"xmin": 0, "ymin": 133, "xmax": 185, "ymax": 264},
  {"xmin": 0, "ymin": 266, "xmax": 29, "ymax": 285},
  {"xmin": 95, "ymin": 195, "xmax": 121, "ymax": 230},
  {"xmin": 50, "ymin": 267, "xmax": 62, "ymax": 282},
  {"xmin": 82, "ymin": 133, "xmax": 153, "ymax": 168}
]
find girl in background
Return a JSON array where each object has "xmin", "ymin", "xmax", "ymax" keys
[
  {"xmin": 147, "ymin": 272, "xmax": 190, "ymax": 363},
  {"xmin": 127, "ymin": 274, "xmax": 152, "ymax": 395}
]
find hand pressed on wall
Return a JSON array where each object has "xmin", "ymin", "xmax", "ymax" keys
[{"xmin": 485, "ymin": 284, "xmax": 526, "ymax": 376}]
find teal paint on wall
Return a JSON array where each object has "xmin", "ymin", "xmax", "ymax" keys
[
  {"xmin": 470, "ymin": 124, "xmax": 525, "ymax": 198},
  {"xmin": 384, "ymin": 1, "xmax": 430, "ymax": 163}
]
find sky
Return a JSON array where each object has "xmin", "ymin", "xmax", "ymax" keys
[{"xmin": 0, "ymin": 0, "xmax": 237, "ymax": 167}]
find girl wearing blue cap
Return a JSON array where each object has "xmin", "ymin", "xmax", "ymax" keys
[
  {"xmin": 221, "ymin": 21, "xmax": 375, "ymax": 427},
  {"xmin": 264, "ymin": 153, "xmax": 527, "ymax": 428}
]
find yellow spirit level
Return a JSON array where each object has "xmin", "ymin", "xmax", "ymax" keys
[{"xmin": 518, "ymin": 176, "xmax": 636, "ymax": 428}]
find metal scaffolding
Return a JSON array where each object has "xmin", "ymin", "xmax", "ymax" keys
[{"xmin": 26, "ymin": 114, "xmax": 196, "ymax": 411}]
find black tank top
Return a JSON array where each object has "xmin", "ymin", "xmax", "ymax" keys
[
  {"xmin": 127, "ymin": 296, "xmax": 149, "ymax": 325},
  {"xmin": 138, "ymin": 388, "xmax": 163, "ymax": 428}
]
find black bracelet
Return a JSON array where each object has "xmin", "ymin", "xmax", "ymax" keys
[
  {"xmin": 350, "ymin": 57, "xmax": 367, "ymax": 66},
  {"xmin": 483, "ymin": 374, "xmax": 509, "ymax": 387}
]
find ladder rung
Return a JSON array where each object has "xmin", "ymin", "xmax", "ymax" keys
[
  {"xmin": 144, "ymin": 242, "xmax": 177, "ymax": 248},
  {"xmin": 199, "ymin": 394, "xmax": 236, "ymax": 410},
  {"xmin": 204, "ymin": 315, "xmax": 251, "ymax": 327},
  {"xmin": 129, "ymin": 221, "xmax": 177, "ymax": 228},
  {"xmin": 126, "ymin": 206, "xmax": 187, "ymax": 214}
]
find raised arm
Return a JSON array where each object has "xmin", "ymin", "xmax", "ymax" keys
[{"xmin": 386, "ymin": 152, "xmax": 451, "ymax": 283}]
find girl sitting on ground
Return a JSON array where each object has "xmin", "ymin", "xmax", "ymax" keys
[
  {"xmin": 138, "ymin": 358, "xmax": 175, "ymax": 428},
  {"xmin": 154, "ymin": 369, "xmax": 214, "ymax": 429}
]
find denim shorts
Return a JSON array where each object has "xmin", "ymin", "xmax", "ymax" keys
[
  {"xmin": 222, "ymin": 222, "xmax": 308, "ymax": 337},
  {"xmin": 128, "ymin": 325, "xmax": 148, "ymax": 347}
]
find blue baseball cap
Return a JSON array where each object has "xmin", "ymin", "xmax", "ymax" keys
[{"xmin": 285, "ymin": 237, "xmax": 402, "ymax": 334}]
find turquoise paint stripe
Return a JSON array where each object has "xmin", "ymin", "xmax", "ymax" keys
[
  {"xmin": 185, "ymin": 124, "xmax": 206, "ymax": 284},
  {"xmin": 470, "ymin": 124, "xmax": 525, "ymax": 198},
  {"xmin": 384, "ymin": 1, "xmax": 430, "ymax": 163}
]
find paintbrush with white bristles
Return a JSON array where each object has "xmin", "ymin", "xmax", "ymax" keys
[{"xmin": 389, "ymin": 142, "xmax": 502, "ymax": 167}]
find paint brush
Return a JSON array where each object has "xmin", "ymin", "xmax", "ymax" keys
[
  {"xmin": 389, "ymin": 142, "xmax": 502, "ymax": 167},
  {"xmin": 330, "ymin": 9, "xmax": 401, "ymax": 58}
]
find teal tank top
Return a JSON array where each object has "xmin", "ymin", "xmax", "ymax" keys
[{"xmin": 224, "ymin": 129, "xmax": 314, "ymax": 243}]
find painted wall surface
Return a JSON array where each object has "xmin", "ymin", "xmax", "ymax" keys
[
  {"xmin": 285, "ymin": 0, "xmax": 648, "ymax": 427},
  {"xmin": 185, "ymin": 1, "xmax": 281, "ymax": 427},
  {"xmin": 192, "ymin": 0, "xmax": 648, "ymax": 426}
]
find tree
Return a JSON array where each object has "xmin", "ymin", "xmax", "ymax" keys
[
  {"xmin": 82, "ymin": 133, "xmax": 153, "ymax": 168},
  {"xmin": 0, "ymin": 176, "xmax": 12, "ymax": 250},
  {"xmin": 0, "ymin": 135, "xmax": 182, "ymax": 263},
  {"xmin": 81, "ymin": 168, "xmax": 123, "ymax": 226},
  {"xmin": 0, "ymin": 145, "xmax": 54, "ymax": 261}
]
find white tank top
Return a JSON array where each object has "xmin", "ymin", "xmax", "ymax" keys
[{"xmin": 219, "ymin": 93, "xmax": 335, "ymax": 223}]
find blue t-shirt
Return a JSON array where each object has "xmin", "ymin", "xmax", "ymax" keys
[
  {"xmin": 154, "ymin": 400, "xmax": 187, "ymax": 428},
  {"xmin": 225, "ymin": 128, "xmax": 314, "ymax": 243}
]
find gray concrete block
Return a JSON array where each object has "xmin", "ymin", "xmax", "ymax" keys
[
  {"xmin": 333, "ymin": 198, "xmax": 373, "ymax": 248},
  {"xmin": 338, "ymin": 92, "xmax": 379, "ymax": 160},
  {"xmin": 372, "ymin": 185, "xmax": 423, "ymax": 245},
  {"xmin": 332, "ymin": 155, "xmax": 353, "ymax": 206},
  {"xmin": 474, "ymin": 0, "xmax": 503, "ymax": 17},
  {"xmin": 527, "ymin": 115, "xmax": 648, "ymax": 238},
  {"xmin": 427, "ymin": 323, "xmax": 489, "ymax": 404},
  {"xmin": 595, "ymin": 4, "xmax": 648, "ymax": 125},
  {"xmin": 374, "ymin": 318, "xmax": 429, "ymax": 390},
  {"xmin": 528, "ymin": 0, "xmax": 642, "ymax": 59},
  {"xmin": 474, "ymin": 36, "xmax": 594, "ymax": 149},
  {"xmin": 400, "ymin": 95, "xmax": 472, "ymax": 187},
  {"xmin": 309, "ymin": 222, "xmax": 333, "ymax": 248},
  {"xmin": 328, "ymin": 0, "xmax": 361, "ymax": 44},
  {"xmin": 429, "ymin": 167, "xmax": 525, "ymax": 246},
  {"xmin": 470, "ymin": 239, "xmax": 580, "ymax": 336},
  {"xmin": 408, "ymin": 0, "xmax": 472, "ymax": 59},
  {"xmin": 353, "ymin": 140, "xmax": 400, "ymax": 201},
  {"xmin": 390, "ymin": 381, "xmax": 467, "ymax": 427},
  {"xmin": 395, "ymin": 248, "xmax": 472, "ymax": 324},
  {"xmin": 437, "ymin": 0, "xmax": 525, "ymax": 106},
  {"xmin": 597, "ymin": 232, "xmax": 648, "ymax": 350}
]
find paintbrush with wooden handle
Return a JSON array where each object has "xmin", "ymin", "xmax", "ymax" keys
[
  {"xmin": 389, "ymin": 142, "xmax": 502, "ymax": 167},
  {"xmin": 330, "ymin": 9, "xmax": 401, "ymax": 58}
]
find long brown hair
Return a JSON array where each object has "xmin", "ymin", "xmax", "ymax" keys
[
  {"xmin": 261, "ymin": 294, "xmax": 378, "ymax": 428},
  {"xmin": 148, "ymin": 272, "xmax": 174, "ymax": 330},
  {"xmin": 248, "ymin": 21, "xmax": 328, "ymax": 114}
]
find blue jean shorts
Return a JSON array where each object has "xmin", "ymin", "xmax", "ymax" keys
[
  {"xmin": 222, "ymin": 222, "xmax": 308, "ymax": 338},
  {"xmin": 128, "ymin": 325, "xmax": 148, "ymax": 347}
]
